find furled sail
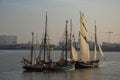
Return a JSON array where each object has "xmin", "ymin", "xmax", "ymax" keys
[
  {"xmin": 79, "ymin": 11, "xmax": 90, "ymax": 62},
  {"xmin": 71, "ymin": 45, "xmax": 79, "ymax": 61}
]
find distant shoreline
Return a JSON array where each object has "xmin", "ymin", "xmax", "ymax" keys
[{"xmin": 0, "ymin": 48, "xmax": 120, "ymax": 52}]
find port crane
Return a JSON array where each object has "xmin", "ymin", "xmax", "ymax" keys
[
  {"xmin": 113, "ymin": 34, "xmax": 120, "ymax": 43},
  {"xmin": 107, "ymin": 31, "xmax": 113, "ymax": 43},
  {"xmin": 101, "ymin": 31, "xmax": 113, "ymax": 43}
]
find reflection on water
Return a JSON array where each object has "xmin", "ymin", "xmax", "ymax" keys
[
  {"xmin": 71, "ymin": 69, "xmax": 92, "ymax": 80},
  {"xmin": 22, "ymin": 71, "xmax": 71, "ymax": 80},
  {"xmin": 21, "ymin": 68, "xmax": 102, "ymax": 80},
  {"xmin": 70, "ymin": 68, "xmax": 102, "ymax": 80},
  {"xmin": 79, "ymin": 69, "xmax": 90, "ymax": 80}
]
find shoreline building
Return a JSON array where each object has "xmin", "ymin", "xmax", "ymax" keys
[{"xmin": 0, "ymin": 35, "xmax": 17, "ymax": 45}]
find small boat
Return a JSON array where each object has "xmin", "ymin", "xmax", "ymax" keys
[{"xmin": 75, "ymin": 11, "xmax": 104, "ymax": 69}]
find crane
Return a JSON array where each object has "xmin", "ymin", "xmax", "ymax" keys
[
  {"xmin": 107, "ymin": 31, "xmax": 113, "ymax": 43},
  {"xmin": 100, "ymin": 31, "xmax": 113, "ymax": 43},
  {"xmin": 113, "ymin": 34, "xmax": 120, "ymax": 43}
]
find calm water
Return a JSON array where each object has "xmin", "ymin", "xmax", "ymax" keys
[{"xmin": 0, "ymin": 50, "xmax": 120, "ymax": 80}]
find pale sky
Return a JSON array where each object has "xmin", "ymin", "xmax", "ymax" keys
[{"xmin": 0, "ymin": 0, "xmax": 120, "ymax": 44}]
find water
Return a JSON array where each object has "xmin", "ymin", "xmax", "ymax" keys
[{"xmin": 0, "ymin": 50, "xmax": 120, "ymax": 80}]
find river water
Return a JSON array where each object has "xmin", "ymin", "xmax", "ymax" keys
[{"xmin": 0, "ymin": 50, "xmax": 120, "ymax": 80}]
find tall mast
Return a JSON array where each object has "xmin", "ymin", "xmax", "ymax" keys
[
  {"xmin": 95, "ymin": 21, "xmax": 97, "ymax": 45},
  {"xmin": 70, "ymin": 19, "xmax": 72, "ymax": 59},
  {"xmin": 94, "ymin": 21, "xmax": 97, "ymax": 60},
  {"xmin": 47, "ymin": 35, "xmax": 51, "ymax": 62},
  {"xmin": 31, "ymin": 32, "xmax": 34, "ymax": 64},
  {"xmin": 65, "ymin": 20, "xmax": 68, "ymax": 62},
  {"xmin": 43, "ymin": 12, "xmax": 47, "ymax": 62},
  {"xmin": 39, "ymin": 39, "xmax": 43, "ymax": 60}
]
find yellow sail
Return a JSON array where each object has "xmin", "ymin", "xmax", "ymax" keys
[
  {"xmin": 79, "ymin": 34, "xmax": 90, "ymax": 62},
  {"xmin": 79, "ymin": 11, "xmax": 90, "ymax": 62},
  {"xmin": 80, "ymin": 11, "xmax": 88, "ymax": 40},
  {"xmin": 71, "ymin": 45, "xmax": 79, "ymax": 61}
]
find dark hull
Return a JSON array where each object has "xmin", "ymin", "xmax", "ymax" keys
[
  {"xmin": 23, "ymin": 62, "xmax": 75, "ymax": 72},
  {"xmin": 75, "ymin": 60, "xmax": 99, "ymax": 69},
  {"xmin": 23, "ymin": 65, "xmax": 44, "ymax": 72}
]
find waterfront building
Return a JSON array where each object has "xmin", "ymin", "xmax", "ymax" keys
[{"xmin": 0, "ymin": 35, "xmax": 17, "ymax": 45}]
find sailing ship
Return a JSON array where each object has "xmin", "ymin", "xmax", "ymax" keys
[
  {"xmin": 53, "ymin": 20, "xmax": 75, "ymax": 71},
  {"xmin": 21, "ymin": 12, "xmax": 53, "ymax": 71},
  {"xmin": 75, "ymin": 11, "xmax": 104, "ymax": 68},
  {"xmin": 21, "ymin": 32, "xmax": 44, "ymax": 71}
]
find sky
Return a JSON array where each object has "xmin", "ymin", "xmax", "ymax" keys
[{"xmin": 0, "ymin": 0, "xmax": 120, "ymax": 44}]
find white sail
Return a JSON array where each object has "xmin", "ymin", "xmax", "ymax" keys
[
  {"xmin": 98, "ymin": 45, "xmax": 104, "ymax": 58},
  {"xmin": 79, "ymin": 11, "xmax": 90, "ymax": 62},
  {"xmin": 80, "ymin": 11, "xmax": 88, "ymax": 39},
  {"xmin": 71, "ymin": 45, "xmax": 79, "ymax": 61},
  {"xmin": 79, "ymin": 34, "xmax": 90, "ymax": 62}
]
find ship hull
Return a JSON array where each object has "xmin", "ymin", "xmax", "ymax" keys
[
  {"xmin": 23, "ymin": 63, "xmax": 75, "ymax": 72},
  {"xmin": 54, "ymin": 64, "xmax": 75, "ymax": 71},
  {"xmin": 75, "ymin": 60, "xmax": 99, "ymax": 69},
  {"xmin": 23, "ymin": 65, "xmax": 44, "ymax": 72}
]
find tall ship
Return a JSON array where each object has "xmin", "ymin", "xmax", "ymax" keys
[
  {"xmin": 21, "ymin": 32, "xmax": 44, "ymax": 71},
  {"xmin": 75, "ymin": 11, "xmax": 104, "ymax": 68},
  {"xmin": 54, "ymin": 20, "xmax": 75, "ymax": 71},
  {"xmin": 21, "ymin": 13, "xmax": 75, "ymax": 72},
  {"xmin": 21, "ymin": 12, "xmax": 52, "ymax": 71}
]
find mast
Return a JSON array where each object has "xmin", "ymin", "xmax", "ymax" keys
[
  {"xmin": 43, "ymin": 12, "xmax": 47, "ymax": 62},
  {"xmin": 38, "ymin": 39, "xmax": 43, "ymax": 61},
  {"xmin": 65, "ymin": 20, "xmax": 68, "ymax": 62},
  {"xmin": 95, "ymin": 21, "xmax": 97, "ymax": 44},
  {"xmin": 94, "ymin": 21, "xmax": 104, "ymax": 60},
  {"xmin": 39, "ymin": 34, "xmax": 44, "ymax": 61},
  {"xmin": 70, "ymin": 19, "xmax": 72, "ymax": 59},
  {"xmin": 31, "ymin": 32, "xmax": 34, "ymax": 64},
  {"xmin": 93, "ymin": 21, "xmax": 97, "ymax": 60},
  {"xmin": 47, "ymin": 35, "xmax": 51, "ymax": 62}
]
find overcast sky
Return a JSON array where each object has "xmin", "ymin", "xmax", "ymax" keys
[{"xmin": 0, "ymin": 0, "xmax": 120, "ymax": 44}]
